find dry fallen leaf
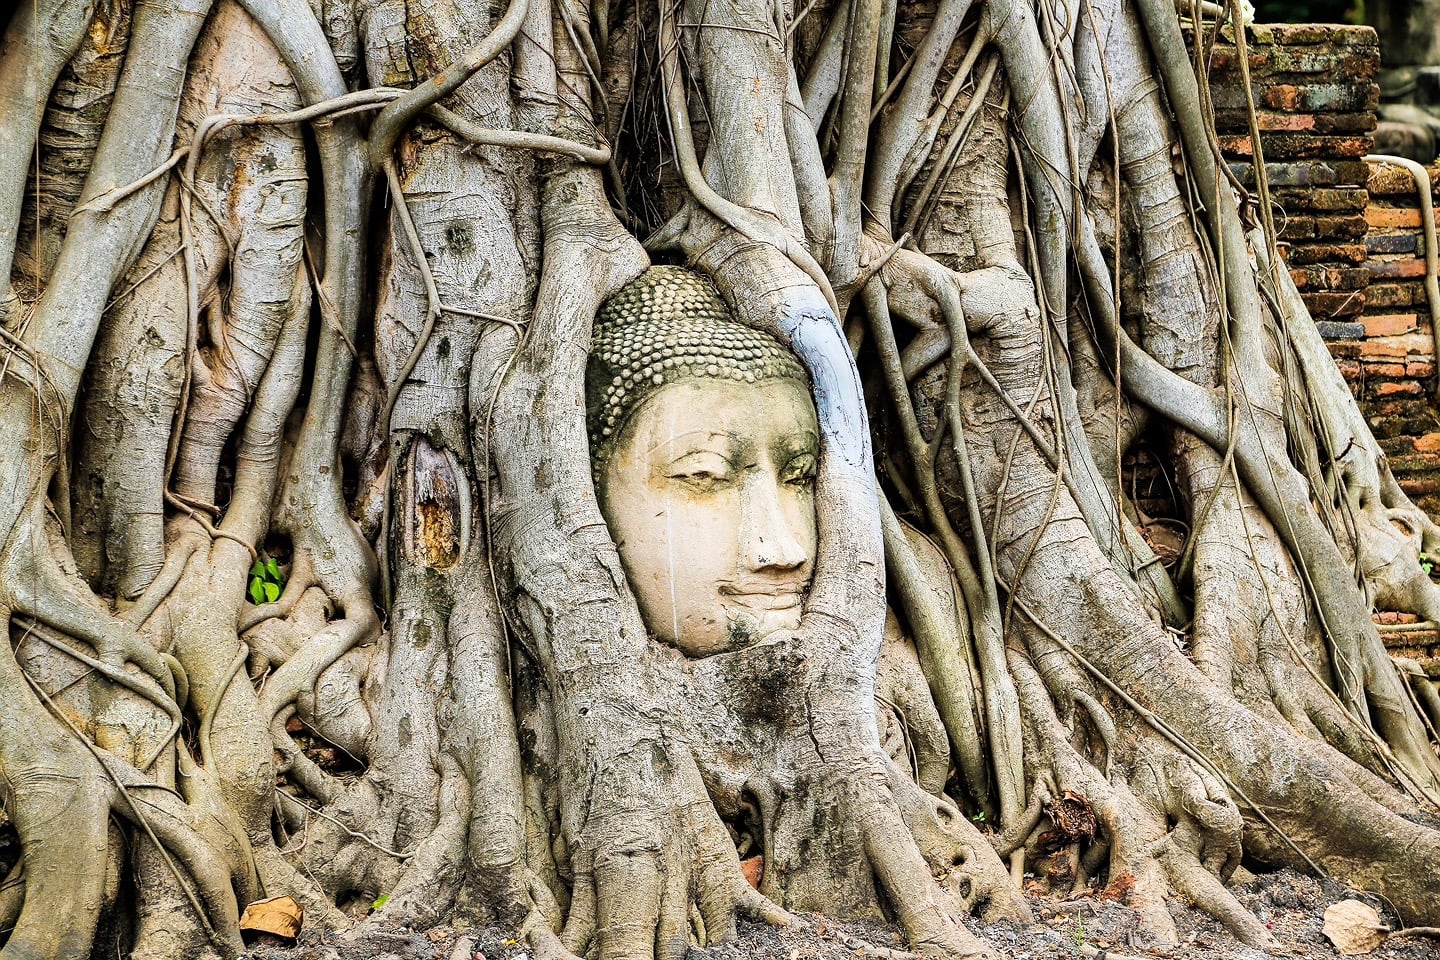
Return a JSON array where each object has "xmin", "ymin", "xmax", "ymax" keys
[
  {"xmin": 239, "ymin": 895, "xmax": 304, "ymax": 942},
  {"xmin": 741, "ymin": 855, "xmax": 763, "ymax": 889},
  {"xmin": 1323, "ymin": 899, "xmax": 1389, "ymax": 955}
]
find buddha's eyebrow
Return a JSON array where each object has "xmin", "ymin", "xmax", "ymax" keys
[
  {"xmin": 775, "ymin": 430, "xmax": 820, "ymax": 454},
  {"xmin": 642, "ymin": 429, "xmax": 734, "ymax": 456}
]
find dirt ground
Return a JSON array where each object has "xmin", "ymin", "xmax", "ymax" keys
[{"xmin": 246, "ymin": 867, "xmax": 1440, "ymax": 960}]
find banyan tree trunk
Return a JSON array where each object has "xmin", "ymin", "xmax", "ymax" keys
[{"xmin": 0, "ymin": 0, "xmax": 1438, "ymax": 957}]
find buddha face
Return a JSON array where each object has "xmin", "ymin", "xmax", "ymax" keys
[{"xmin": 596, "ymin": 377, "xmax": 819, "ymax": 657}]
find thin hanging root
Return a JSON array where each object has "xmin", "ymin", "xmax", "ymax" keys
[
  {"xmin": 275, "ymin": 790, "xmax": 413, "ymax": 859},
  {"xmin": 426, "ymin": 105, "xmax": 611, "ymax": 162},
  {"xmin": 654, "ymin": 0, "xmax": 839, "ymax": 315},
  {"xmin": 903, "ymin": 55, "xmax": 1000, "ymax": 239},
  {"xmin": 164, "ymin": 495, "xmax": 256, "ymax": 558},
  {"xmin": 198, "ymin": 644, "xmax": 249, "ymax": 770},
  {"xmin": 75, "ymin": 90, "xmax": 392, "ymax": 215},
  {"xmin": 8, "ymin": 557, "xmax": 179, "ymax": 702},
  {"xmin": 1397, "ymin": 659, "xmax": 1440, "ymax": 734},
  {"xmin": 11, "ymin": 616, "xmax": 185, "ymax": 771},
  {"xmin": 367, "ymin": 0, "xmax": 530, "ymax": 165},
  {"xmin": 71, "ymin": 147, "xmax": 188, "ymax": 215},
  {"xmin": 13, "ymin": 617, "xmax": 182, "ymax": 757},
  {"xmin": 1393, "ymin": 927, "xmax": 1440, "ymax": 941},
  {"xmin": 122, "ymin": 535, "xmax": 203, "ymax": 629},
  {"xmin": 1364, "ymin": 155, "xmax": 1440, "ymax": 403},
  {"xmin": 849, "ymin": 231, "xmax": 911, "ymax": 295},
  {"xmin": 85, "ymin": 89, "xmax": 608, "ymax": 222},
  {"xmin": 378, "ymin": 158, "xmax": 444, "ymax": 434},
  {"xmin": 861, "ymin": 277, "xmax": 1027, "ymax": 839}
]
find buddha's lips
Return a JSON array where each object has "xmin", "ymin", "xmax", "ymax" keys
[{"xmin": 719, "ymin": 582, "xmax": 807, "ymax": 609}]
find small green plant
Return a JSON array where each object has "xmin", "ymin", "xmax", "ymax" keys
[
  {"xmin": 1421, "ymin": 552, "xmax": 1435, "ymax": 577},
  {"xmin": 371, "ymin": 894, "xmax": 389, "ymax": 911},
  {"xmin": 1073, "ymin": 910, "xmax": 1085, "ymax": 949},
  {"xmin": 971, "ymin": 810, "xmax": 986, "ymax": 823},
  {"xmin": 248, "ymin": 556, "xmax": 285, "ymax": 605}
]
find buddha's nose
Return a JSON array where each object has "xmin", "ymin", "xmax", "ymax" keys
[{"xmin": 738, "ymin": 473, "xmax": 811, "ymax": 573}]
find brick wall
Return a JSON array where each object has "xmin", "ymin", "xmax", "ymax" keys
[
  {"xmin": 1206, "ymin": 24, "xmax": 1379, "ymax": 328},
  {"xmin": 1336, "ymin": 166, "xmax": 1440, "ymax": 658},
  {"xmin": 1196, "ymin": 25, "xmax": 1440, "ymax": 659},
  {"xmin": 1201, "ymin": 25, "xmax": 1440, "ymax": 518},
  {"xmin": 1348, "ymin": 161, "xmax": 1440, "ymax": 515}
]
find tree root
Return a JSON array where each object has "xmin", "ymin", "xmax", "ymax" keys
[{"xmin": 7, "ymin": 0, "xmax": 1440, "ymax": 956}]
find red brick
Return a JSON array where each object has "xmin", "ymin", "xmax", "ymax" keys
[
  {"xmin": 1223, "ymin": 132, "xmax": 1375, "ymax": 160},
  {"xmin": 1204, "ymin": 48, "xmax": 1264, "ymax": 72},
  {"xmin": 1416, "ymin": 432, "xmax": 1440, "ymax": 452},
  {"xmin": 1367, "ymin": 258, "xmax": 1431, "ymax": 280},
  {"xmin": 1262, "ymin": 85, "xmax": 1302, "ymax": 111},
  {"xmin": 1258, "ymin": 134, "xmax": 1375, "ymax": 160},
  {"xmin": 1280, "ymin": 216, "xmax": 1316, "ymax": 240},
  {"xmin": 1304, "ymin": 291, "xmax": 1366, "ymax": 317},
  {"xmin": 1311, "ymin": 112, "xmax": 1378, "ymax": 135},
  {"xmin": 1366, "ymin": 283, "xmax": 1428, "ymax": 307},
  {"xmin": 1363, "ymin": 361, "xmax": 1408, "ymax": 377},
  {"xmin": 1288, "ymin": 243, "xmax": 1367, "ymax": 265},
  {"xmin": 1221, "ymin": 135, "xmax": 1254, "ymax": 157},
  {"xmin": 1359, "ymin": 333, "xmax": 1436, "ymax": 358},
  {"xmin": 1376, "ymin": 381, "xmax": 1422, "ymax": 396},
  {"xmin": 1314, "ymin": 214, "xmax": 1368, "ymax": 238},
  {"xmin": 1373, "ymin": 417, "xmax": 1412, "ymax": 439},
  {"xmin": 1367, "ymin": 160, "xmax": 1440, "ymax": 195},
  {"xmin": 1293, "ymin": 266, "xmax": 1369, "ymax": 291},
  {"xmin": 1366, "ymin": 206, "xmax": 1423, "ymax": 228},
  {"xmin": 1363, "ymin": 313, "xmax": 1418, "ymax": 336},
  {"xmin": 1390, "ymin": 452, "xmax": 1440, "ymax": 472},
  {"xmin": 1256, "ymin": 112, "xmax": 1316, "ymax": 132},
  {"xmin": 1267, "ymin": 23, "xmax": 1330, "ymax": 44},
  {"xmin": 1291, "ymin": 187, "xmax": 1369, "ymax": 212},
  {"xmin": 1329, "ymin": 24, "xmax": 1379, "ymax": 46},
  {"xmin": 1408, "ymin": 361, "xmax": 1437, "ymax": 378}
]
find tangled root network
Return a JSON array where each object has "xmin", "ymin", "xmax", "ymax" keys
[{"xmin": 0, "ymin": 0, "xmax": 1438, "ymax": 956}]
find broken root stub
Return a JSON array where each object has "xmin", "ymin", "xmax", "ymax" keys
[{"xmin": 1037, "ymin": 791, "xmax": 1098, "ymax": 851}]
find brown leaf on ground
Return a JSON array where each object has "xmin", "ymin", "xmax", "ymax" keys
[
  {"xmin": 741, "ymin": 855, "xmax": 764, "ymax": 889},
  {"xmin": 240, "ymin": 895, "xmax": 304, "ymax": 942},
  {"xmin": 1323, "ymin": 899, "xmax": 1390, "ymax": 955}
]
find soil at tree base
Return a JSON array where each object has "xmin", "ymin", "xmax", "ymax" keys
[{"xmin": 245, "ymin": 869, "xmax": 1439, "ymax": 959}]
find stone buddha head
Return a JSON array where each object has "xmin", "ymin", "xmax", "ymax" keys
[{"xmin": 587, "ymin": 266, "xmax": 819, "ymax": 658}]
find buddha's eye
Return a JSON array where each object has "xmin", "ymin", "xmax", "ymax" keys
[
  {"xmin": 782, "ymin": 453, "xmax": 817, "ymax": 487},
  {"xmin": 665, "ymin": 452, "xmax": 732, "ymax": 490}
]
